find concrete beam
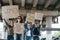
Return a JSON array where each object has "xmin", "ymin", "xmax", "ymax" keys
[
  {"xmin": 19, "ymin": 9, "xmax": 59, "ymax": 16},
  {"xmin": 26, "ymin": 0, "xmax": 33, "ymax": 3},
  {"xmin": 0, "ymin": 3, "xmax": 1, "ymax": 7},
  {"xmin": 33, "ymin": 0, "xmax": 38, "ymax": 7},
  {"xmin": 0, "ymin": 0, "xmax": 2, "ymax": 14},
  {"xmin": 0, "ymin": 0, "xmax": 2, "ymax": 6},
  {"xmin": 56, "ymin": 4, "xmax": 60, "ymax": 9},
  {"xmin": 9, "ymin": 0, "xmax": 13, "ymax": 5},
  {"xmin": 44, "ymin": 0, "xmax": 53, "ymax": 8},
  {"xmin": 0, "ymin": 7, "xmax": 2, "ymax": 14},
  {"xmin": 41, "ymin": 28, "xmax": 60, "ymax": 31},
  {"xmin": 21, "ymin": 0, "xmax": 25, "ymax": 7},
  {"xmin": 58, "ymin": 12, "xmax": 60, "ymax": 15}
]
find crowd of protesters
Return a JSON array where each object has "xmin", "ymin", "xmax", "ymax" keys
[{"xmin": 4, "ymin": 16, "xmax": 41, "ymax": 40}]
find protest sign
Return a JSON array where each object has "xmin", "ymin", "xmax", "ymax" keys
[
  {"xmin": 14, "ymin": 23, "xmax": 24, "ymax": 34},
  {"xmin": 35, "ymin": 13, "xmax": 43, "ymax": 20},
  {"xmin": 2, "ymin": 5, "xmax": 19, "ymax": 19},
  {"xmin": 26, "ymin": 13, "xmax": 35, "ymax": 23}
]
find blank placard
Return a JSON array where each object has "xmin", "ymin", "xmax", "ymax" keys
[{"xmin": 2, "ymin": 5, "xmax": 19, "ymax": 19}]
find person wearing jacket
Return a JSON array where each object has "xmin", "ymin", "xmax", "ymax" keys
[
  {"xmin": 4, "ymin": 19, "xmax": 14, "ymax": 40},
  {"xmin": 24, "ymin": 22, "xmax": 33, "ymax": 40},
  {"xmin": 33, "ymin": 20, "xmax": 41, "ymax": 40}
]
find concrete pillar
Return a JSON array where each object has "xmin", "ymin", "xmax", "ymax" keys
[
  {"xmin": 0, "ymin": 3, "xmax": 1, "ymax": 7},
  {"xmin": 33, "ymin": 0, "xmax": 38, "ymax": 7},
  {"xmin": 46, "ymin": 17, "xmax": 52, "ymax": 40},
  {"xmin": 9, "ymin": 0, "xmax": 13, "ymax": 5},
  {"xmin": 21, "ymin": 0, "xmax": 25, "ymax": 7},
  {"xmin": 0, "ymin": 8, "xmax": 2, "ymax": 14}
]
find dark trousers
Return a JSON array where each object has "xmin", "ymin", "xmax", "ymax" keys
[
  {"xmin": 26, "ymin": 36, "xmax": 32, "ymax": 40},
  {"xmin": 33, "ymin": 36, "xmax": 39, "ymax": 40},
  {"xmin": 7, "ymin": 35, "xmax": 14, "ymax": 40},
  {"xmin": 16, "ymin": 34, "xmax": 22, "ymax": 40}
]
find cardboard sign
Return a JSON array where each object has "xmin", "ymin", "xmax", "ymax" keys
[
  {"xmin": 14, "ymin": 23, "xmax": 24, "ymax": 34},
  {"xmin": 35, "ymin": 13, "xmax": 43, "ymax": 20},
  {"xmin": 26, "ymin": 13, "xmax": 35, "ymax": 23},
  {"xmin": 2, "ymin": 5, "xmax": 19, "ymax": 19}
]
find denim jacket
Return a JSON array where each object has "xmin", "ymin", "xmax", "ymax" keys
[
  {"xmin": 32, "ymin": 24, "xmax": 41, "ymax": 36},
  {"xmin": 24, "ymin": 23, "xmax": 34, "ymax": 37}
]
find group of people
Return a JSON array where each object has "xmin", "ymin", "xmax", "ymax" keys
[{"xmin": 4, "ymin": 16, "xmax": 41, "ymax": 40}]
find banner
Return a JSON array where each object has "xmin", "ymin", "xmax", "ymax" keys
[
  {"xmin": 2, "ymin": 5, "xmax": 19, "ymax": 19},
  {"xmin": 26, "ymin": 13, "xmax": 35, "ymax": 23},
  {"xmin": 35, "ymin": 13, "xmax": 43, "ymax": 20},
  {"xmin": 14, "ymin": 23, "xmax": 24, "ymax": 34}
]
